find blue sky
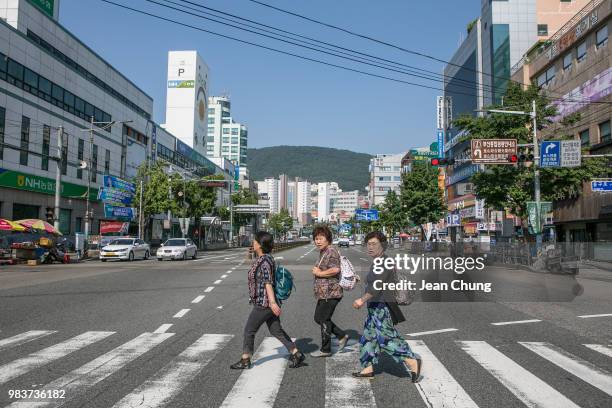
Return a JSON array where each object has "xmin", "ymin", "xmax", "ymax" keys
[{"xmin": 60, "ymin": 0, "xmax": 480, "ymax": 154}]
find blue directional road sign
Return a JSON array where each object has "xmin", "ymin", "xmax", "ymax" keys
[
  {"xmin": 540, "ymin": 141, "xmax": 561, "ymax": 167},
  {"xmin": 591, "ymin": 180, "xmax": 612, "ymax": 192},
  {"xmin": 355, "ymin": 209, "xmax": 379, "ymax": 221}
]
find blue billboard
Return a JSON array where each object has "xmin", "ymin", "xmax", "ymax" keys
[{"xmin": 355, "ymin": 209, "xmax": 379, "ymax": 221}]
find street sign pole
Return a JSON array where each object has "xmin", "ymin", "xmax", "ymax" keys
[{"xmin": 531, "ymin": 100, "xmax": 542, "ymax": 251}]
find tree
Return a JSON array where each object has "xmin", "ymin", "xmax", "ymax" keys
[
  {"xmin": 455, "ymin": 83, "xmax": 608, "ymax": 221},
  {"xmin": 268, "ymin": 208, "xmax": 293, "ymax": 239},
  {"xmin": 400, "ymin": 161, "xmax": 446, "ymax": 240},
  {"xmin": 378, "ymin": 190, "xmax": 407, "ymax": 236}
]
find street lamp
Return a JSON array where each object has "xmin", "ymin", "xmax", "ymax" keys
[
  {"xmin": 479, "ymin": 100, "xmax": 542, "ymax": 250},
  {"xmin": 79, "ymin": 117, "xmax": 132, "ymax": 242}
]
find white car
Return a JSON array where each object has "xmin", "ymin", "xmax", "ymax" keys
[
  {"xmin": 157, "ymin": 238, "xmax": 197, "ymax": 261},
  {"xmin": 349, "ymin": 239, "xmax": 355, "ymax": 246},
  {"xmin": 332, "ymin": 238, "xmax": 339, "ymax": 245},
  {"xmin": 100, "ymin": 238, "xmax": 150, "ymax": 262},
  {"xmin": 355, "ymin": 239, "xmax": 363, "ymax": 246}
]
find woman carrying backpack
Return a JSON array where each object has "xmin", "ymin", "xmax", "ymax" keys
[
  {"xmin": 351, "ymin": 231, "xmax": 422, "ymax": 382},
  {"xmin": 311, "ymin": 225, "xmax": 349, "ymax": 358},
  {"xmin": 230, "ymin": 231, "xmax": 305, "ymax": 369}
]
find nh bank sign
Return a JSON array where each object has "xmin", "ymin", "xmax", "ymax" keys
[
  {"xmin": 0, "ymin": 168, "xmax": 98, "ymax": 200},
  {"xmin": 28, "ymin": 0, "xmax": 56, "ymax": 18}
]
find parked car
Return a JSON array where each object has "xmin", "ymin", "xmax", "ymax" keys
[
  {"xmin": 157, "ymin": 238, "xmax": 197, "ymax": 261},
  {"xmin": 355, "ymin": 239, "xmax": 363, "ymax": 246},
  {"xmin": 338, "ymin": 238, "xmax": 350, "ymax": 248},
  {"xmin": 332, "ymin": 238, "xmax": 339, "ymax": 245},
  {"xmin": 348, "ymin": 238, "xmax": 355, "ymax": 246},
  {"xmin": 100, "ymin": 238, "xmax": 150, "ymax": 262}
]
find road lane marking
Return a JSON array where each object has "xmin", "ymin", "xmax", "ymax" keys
[
  {"xmin": 275, "ymin": 256, "xmax": 284, "ymax": 260},
  {"xmin": 0, "ymin": 331, "xmax": 114, "ymax": 385},
  {"xmin": 460, "ymin": 341, "xmax": 580, "ymax": 408},
  {"xmin": 220, "ymin": 337, "xmax": 290, "ymax": 408},
  {"xmin": 217, "ymin": 305, "xmax": 224, "ymax": 310},
  {"xmin": 491, "ymin": 319, "xmax": 542, "ymax": 326},
  {"xmin": 325, "ymin": 345, "xmax": 376, "ymax": 408},
  {"xmin": 173, "ymin": 309, "xmax": 190, "ymax": 318},
  {"xmin": 154, "ymin": 324, "xmax": 173, "ymax": 334},
  {"xmin": 359, "ymin": 258, "xmax": 369, "ymax": 262},
  {"xmin": 221, "ymin": 274, "xmax": 228, "ymax": 278},
  {"xmin": 578, "ymin": 313, "xmax": 612, "ymax": 318},
  {"xmin": 214, "ymin": 279, "xmax": 223, "ymax": 284},
  {"xmin": 7, "ymin": 333, "xmax": 174, "ymax": 408},
  {"xmin": 408, "ymin": 340, "xmax": 478, "ymax": 408},
  {"xmin": 193, "ymin": 254, "xmax": 240, "ymax": 262},
  {"xmin": 0, "ymin": 330, "xmax": 57, "ymax": 352},
  {"xmin": 520, "ymin": 342, "xmax": 612, "ymax": 396},
  {"xmin": 111, "ymin": 334, "xmax": 233, "ymax": 408},
  {"xmin": 192, "ymin": 295, "xmax": 205, "ymax": 303},
  {"xmin": 583, "ymin": 344, "xmax": 612, "ymax": 358},
  {"xmin": 407, "ymin": 328, "xmax": 458, "ymax": 337},
  {"xmin": 205, "ymin": 286, "xmax": 215, "ymax": 292},
  {"xmin": 227, "ymin": 270, "xmax": 233, "ymax": 273}
]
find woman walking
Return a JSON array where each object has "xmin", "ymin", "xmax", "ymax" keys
[
  {"xmin": 230, "ymin": 231, "xmax": 305, "ymax": 369},
  {"xmin": 351, "ymin": 231, "xmax": 422, "ymax": 382},
  {"xmin": 311, "ymin": 225, "xmax": 349, "ymax": 358}
]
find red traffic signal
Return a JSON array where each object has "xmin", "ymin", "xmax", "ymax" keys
[
  {"xmin": 508, "ymin": 154, "xmax": 518, "ymax": 163},
  {"xmin": 430, "ymin": 158, "xmax": 455, "ymax": 166}
]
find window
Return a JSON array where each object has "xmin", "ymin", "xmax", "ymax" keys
[
  {"xmin": 23, "ymin": 68, "xmax": 38, "ymax": 92},
  {"xmin": 105, "ymin": 149, "xmax": 110, "ymax": 175},
  {"xmin": 563, "ymin": 53, "xmax": 572, "ymax": 71},
  {"xmin": 51, "ymin": 83, "xmax": 63, "ymax": 107},
  {"xmin": 38, "ymin": 76, "xmax": 52, "ymax": 102},
  {"xmin": 222, "ymin": 128, "xmax": 230, "ymax": 134},
  {"xmin": 580, "ymin": 129, "xmax": 590, "ymax": 146},
  {"xmin": 0, "ymin": 107, "xmax": 4, "ymax": 160},
  {"xmin": 577, "ymin": 41, "xmax": 587, "ymax": 62},
  {"xmin": 63, "ymin": 90, "xmax": 75, "ymax": 113},
  {"xmin": 222, "ymin": 146, "xmax": 229, "ymax": 153},
  {"xmin": 231, "ymin": 146, "xmax": 238, "ymax": 154},
  {"xmin": 91, "ymin": 144, "xmax": 98, "ymax": 182},
  {"xmin": 0, "ymin": 53, "xmax": 6, "ymax": 80},
  {"xmin": 231, "ymin": 128, "xmax": 239, "ymax": 135},
  {"xmin": 537, "ymin": 24, "xmax": 548, "ymax": 36},
  {"xmin": 20, "ymin": 116, "xmax": 29, "ymax": 166},
  {"xmin": 7, "ymin": 59, "xmax": 23, "ymax": 87},
  {"xmin": 207, "ymin": 108, "xmax": 215, "ymax": 114},
  {"xmin": 222, "ymin": 136, "xmax": 230, "ymax": 144},
  {"xmin": 537, "ymin": 65, "xmax": 556, "ymax": 87},
  {"xmin": 77, "ymin": 139, "xmax": 84, "ymax": 179},
  {"xmin": 207, "ymin": 117, "xmax": 215, "ymax": 124},
  {"xmin": 596, "ymin": 25, "xmax": 608, "ymax": 48},
  {"xmin": 42, "ymin": 125, "xmax": 50, "ymax": 170},
  {"xmin": 600, "ymin": 121, "xmax": 611, "ymax": 143}
]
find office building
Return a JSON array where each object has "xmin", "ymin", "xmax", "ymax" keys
[
  {"xmin": 206, "ymin": 96, "xmax": 248, "ymax": 165},
  {"xmin": 368, "ymin": 153, "xmax": 404, "ymax": 206}
]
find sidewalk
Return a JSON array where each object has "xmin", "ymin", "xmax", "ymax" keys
[{"xmin": 580, "ymin": 259, "xmax": 612, "ymax": 272}]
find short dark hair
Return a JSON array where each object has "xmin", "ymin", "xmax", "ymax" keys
[
  {"xmin": 255, "ymin": 231, "xmax": 274, "ymax": 254},
  {"xmin": 365, "ymin": 231, "xmax": 387, "ymax": 249},
  {"xmin": 312, "ymin": 224, "xmax": 333, "ymax": 244}
]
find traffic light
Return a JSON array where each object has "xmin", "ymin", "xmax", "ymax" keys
[
  {"xmin": 507, "ymin": 153, "xmax": 535, "ymax": 164},
  {"xmin": 430, "ymin": 158, "xmax": 455, "ymax": 166}
]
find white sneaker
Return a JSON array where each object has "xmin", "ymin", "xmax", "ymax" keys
[
  {"xmin": 310, "ymin": 350, "xmax": 332, "ymax": 358},
  {"xmin": 337, "ymin": 335, "xmax": 349, "ymax": 351}
]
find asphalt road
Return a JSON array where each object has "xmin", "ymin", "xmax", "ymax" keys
[{"xmin": 0, "ymin": 243, "xmax": 611, "ymax": 408}]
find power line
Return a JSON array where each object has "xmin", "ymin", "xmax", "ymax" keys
[{"xmin": 245, "ymin": 0, "xmax": 609, "ymax": 104}]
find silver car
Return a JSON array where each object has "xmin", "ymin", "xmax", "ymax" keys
[
  {"xmin": 157, "ymin": 238, "xmax": 197, "ymax": 261},
  {"xmin": 100, "ymin": 238, "xmax": 150, "ymax": 262}
]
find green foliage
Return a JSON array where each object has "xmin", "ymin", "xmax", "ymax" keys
[
  {"xmin": 247, "ymin": 146, "xmax": 372, "ymax": 192},
  {"xmin": 456, "ymin": 83, "xmax": 608, "ymax": 219},
  {"xmin": 378, "ymin": 191, "xmax": 407, "ymax": 236},
  {"xmin": 268, "ymin": 208, "xmax": 293, "ymax": 237},
  {"xmin": 400, "ymin": 161, "xmax": 445, "ymax": 239}
]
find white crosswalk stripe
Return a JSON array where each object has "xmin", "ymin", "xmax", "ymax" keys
[
  {"xmin": 4, "ymin": 329, "xmax": 612, "ymax": 408},
  {"xmin": 0, "ymin": 331, "xmax": 114, "ymax": 385},
  {"xmin": 325, "ymin": 347, "xmax": 376, "ymax": 408},
  {"xmin": 112, "ymin": 334, "xmax": 233, "ymax": 408},
  {"xmin": 5, "ymin": 332, "xmax": 174, "ymax": 408},
  {"xmin": 408, "ymin": 340, "xmax": 478, "ymax": 408},
  {"xmin": 583, "ymin": 343, "xmax": 612, "ymax": 358},
  {"xmin": 220, "ymin": 337, "xmax": 291, "ymax": 408},
  {"xmin": 520, "ymin": 341, "xmax": 612, "ymax": 396},
  {"xmin": 460, "ymin": 340, "xmax": 580, "ymax": 408},
  {"xmin": 0, "ymin": 330, "xmax": 57, "ymax": 352}
]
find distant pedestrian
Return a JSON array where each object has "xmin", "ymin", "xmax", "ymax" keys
[
  {"xmin": 230, "ymin": 231, "xmax": 305, "ymax": 369},
  {"xmin": 311, "ymin": 225, "xmax": 349, "ymax": 357},
  {"xmin": 351, "ymin": 231, "xmax": 422, "ymax": 382}
]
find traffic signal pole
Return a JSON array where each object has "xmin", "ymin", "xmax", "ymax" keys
[
  {"xmin": 531, "ymin": 100, "xmax": 542, "ymax": 251},
  {"xmin": 53, "ymin": 126, "xmax": 63, "ymax": 231}
]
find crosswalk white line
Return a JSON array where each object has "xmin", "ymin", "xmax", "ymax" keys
[
  {"xmin": 220, "ymin": 337, "xmax": 290, "ymax": 408},
  {"xmin": 154, "ymin": 324, "xmax": 173, "ymax": 334},
  {"xmin": 584, "ymin": 344, "xmax": 612, "ymax": 358},
  {"xmin": 205, "ymin": 286, "xmax": 214, "ymax": 292},
  {"xmin": 192, "ymin": 295, "xmax": 205, "ymax": 303},
  {"xmin": 112, "ymin": 334, "xmax": 233, "ymax": 408},
  {"xmin": 520, "ymin": 341, "xmax": 612, "ymax": 397},
  {"xmin": 460, "ymin": 341, "xmax": 580, "ymax": 408},
  {"xmin": 408, "ymin": 340, "xmax": 478, "ymax": 408},
  {"xmin": 6, "ymin": 332, "xmax": 174, "ymax": 408},
  {"xmin": 0, "ymin": 330, "xmax": 57, "ymax": 352},
  {"xmin": 0, "ymin": 331, "xmax": 114, "ymax": 385},
  {"xmin": 173, "ymin": 309, "xmax": 190, "ymax": 318},
  {"xmin": 221, "ymin": 274, "xmax": 228, "ymax": 278},
  {"xmin": 214, "ymin": 279, "xmax": 222, "ymax": 284},
  {"xmin": 325, "ymin": 348, "xmax": 376, "ymax": 408}
]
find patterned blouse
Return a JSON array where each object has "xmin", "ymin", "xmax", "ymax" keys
[
  {"xmin": 248, "ymin": 254, "xmax": 275, "ymax": 307},
  {"xmin": 313, "ymin": 246, "xmax": 343, "ymax": 300}
]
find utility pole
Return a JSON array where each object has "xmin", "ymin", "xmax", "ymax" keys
[
  {"xmin": 84, "ymin": 116, "xmax": 94, "ymax": 241},
  {"xmin": 531, "ymin": 99, "xmax": 542, "ymax": 251},
  {"xmin": 229, "ymin": 180, "xmax": 234, "ymax": 247},
  {"xmin": 138, "ymin": 179, "xmax": 143, "ymax": 240},
  {"xmin": 53, "ymin": 126, "xmax": 63, "ymax": 231}
]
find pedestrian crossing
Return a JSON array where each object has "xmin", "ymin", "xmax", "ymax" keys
[{"xmin": 0, "ymin": 329, "xmax": 610, "ymax": 407}]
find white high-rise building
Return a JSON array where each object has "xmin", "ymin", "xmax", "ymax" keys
[
  {"xmin": 206, "ymin": 96, "xmax": 248, "ymax": 165},
  {"xmin": 317, "ymin": 182, "xmax": 340, "ymax": 222},
  {"xmin": 297, "ymin": 181, "xmax": 311, "ymax": 221},
  {"xmin": 331, "ymin": 190, "xmax": 359, "ymax": 217},
  {"xmin": 164, "ymin": 51, "xmax": 209, "ymax": 157},
  {"xmin": 368, "ymin": 153, "xmax": 405, "ymax": 206},
  {"xmin": 266, "ymin": 177, "xmax": 280, "ymax": 214}
]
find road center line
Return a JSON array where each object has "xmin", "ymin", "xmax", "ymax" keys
[
  {"xmin": 154, "ymin": 324, "xmax": 173, "ymax": 334},
  {"xmin": 407, "ymin": 328, "xmax": 458, "ymax": 337},
  {"xmin": 491, "ymin": 319, "xmax": 542, "ymax": 326},
  {"xmin": 578, "ymin": 313, "xmax": 612, "ymax": 318},
  {"xmin": 173, "ymin": 309, "xmax": 190, "ymax": 318}
]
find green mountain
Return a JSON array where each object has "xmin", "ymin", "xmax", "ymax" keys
[{"xmin": 246, "ymin": 146, "xmax": 372, "ymax": 192}]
